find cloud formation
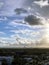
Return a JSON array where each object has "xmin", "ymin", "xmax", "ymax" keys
[
  {"xmin": 24, "ymin": 15, "xmax": 43, "ymax": 25},
  {"xmin": 0, "ymin": 0, "xmax": 49, "ymax": 47},
  {"xmin": 33, "ymin": 0, "xmax": 49, "ymax": 8}
]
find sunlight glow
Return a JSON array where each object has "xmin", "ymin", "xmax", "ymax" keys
[{"xmin": 43, "ymin": 24, "xmax": 49, "ymax": 43}]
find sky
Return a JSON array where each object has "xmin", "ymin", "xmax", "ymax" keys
[{"xmin": 0, "ymin": 0, "xmax": 49, "ymax": 47}]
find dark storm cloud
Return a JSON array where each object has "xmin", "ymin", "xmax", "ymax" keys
[
  {"xmin": 24, "ymin": 15, "xmax": 42, "ymax": 25},
  {"xmin": 14, "ymin": 8, "xmax": 27, "ymax": 15}
]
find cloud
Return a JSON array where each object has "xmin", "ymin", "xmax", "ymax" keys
[
  {"xmin": 1, "ymin": 0, "xmax": 49, "ymax": 47},
  {"xmin": 33, "ymin": 0, "xmax": 49, "ymax": 8},
  {"xmin": 10, "ymin": 32, "xmax": 42, "ymax": 46},
  {"xmin": 10, "ymin": 34, "xmax": 35, "ymax": 45},
  {"xmin": 10, "ymin": 28, "xmax": 44, "ymax": 36},
  {"xmin": 9, "ymin": 20, "xmax": 22, "ymax": 27},
  {"xmin": 10, "ymin": 29, "xmax": 33, "ymax": 34},
  {"xmin": 0, "ymin": 25, "xmax": 45, "ymax": 47},
  {"xmin": 0, "ymin": 0, "xmax": 28, "ymax": 16},
  {"xmin": 14, "ymin": 8, "xmax": 27, "ymax": 15},
  {"xmin": 24, "ymin": 0, "xmax": 49, "ymax": 18},
  {"xmin": 10, "ymin": 26, "xmax": 44, "ymax": 43},
  {"xmin": 29, "ymin": 0, "xmax": 49, "ymax": 18},
  {"xmin": 0, "ymin": 37, "xmax": 18, "ymax": 44},
  {"xmin": 0, "ymin": 0, "xmax": 49, "ymax": 18},
  {"xmin": 8, "ymin": 19, "xmax": 29, "ymax": 27},
  {"xmin": 0, "ymin": 0, "xmax": 41, "ymax": 16},
  {"xmin": 24, "ymin": 15, "xmax": 44, "ymax": 25}
]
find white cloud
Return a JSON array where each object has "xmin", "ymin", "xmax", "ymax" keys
[
  {"xmin": 0, "ymin": 37, "xmax": 18, "ymax": 45},
  {"xmin": 9, "ymin": 21, "xmax": 18, "ymax": 27},
  {"xmin": 10, "ymin": 34, "xmax": 35, "ymax": 45},
  {"xmin": 34, "ymin": 15, "xmax": 49, "ymax": 25},
  {"xmin": 10, "ymin": 29, "xmax": 33, "ymax": 34},
  {"xmin": 11, "ymin": 34, "xmax": 41, "ymax": 46},
  {"xmin": 8, "ymin": 19, "xmax": 30, "ymax": 27},
  {"xmin": 0, "ymin": 26, "xmax": 46, "ymax": 47},
  {"xmin": 8, "ymin": 17, "xmax": 49, "ymax": 47},
  {"xmin": 33, "ymin": 0, "xmax": 49, "ymax": 8},
  {"xmin": 10, "ymin": 27, "xmax": 44, "ymax": 44}
]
